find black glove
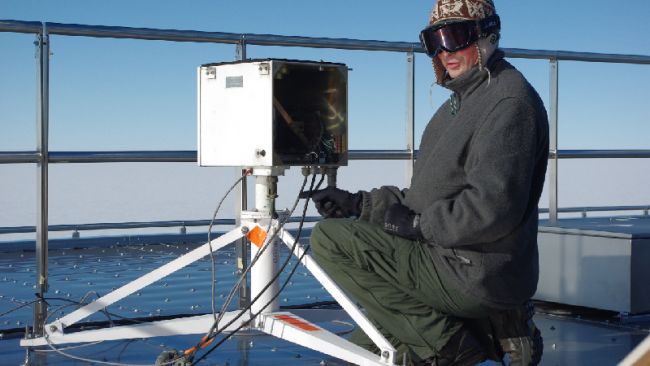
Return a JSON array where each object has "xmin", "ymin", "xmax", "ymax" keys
[
  {"xmin": 300, "ymin": 187, "xmax": 362, "ymax": 218},
  {"xmin": 383, "ymin": 203, "xmax": 424, "ymax": 241}
]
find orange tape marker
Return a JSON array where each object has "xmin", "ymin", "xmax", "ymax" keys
[
  {"xmin": 274, "ymin": 314, "xmax": 319, "ymax": 331},
  {"xmin": 247, "ymin": 226, "xmax": 267, "ymax": 248}
]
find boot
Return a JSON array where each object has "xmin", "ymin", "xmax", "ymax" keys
[
  {"xmin": 423, "ymin": 326, "xmax": 487, "ymax": 366},
  {"xmin": 488, "ymin": 300, "xmax": 543, "ymax": 366}
]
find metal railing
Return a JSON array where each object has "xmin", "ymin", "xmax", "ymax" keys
[
  {"xmin": 1, "ymin": 19, "xmax": 649, "ymax": 334},
  {"xmin": 2, "ymin": 205, "xmax": 649, "ymax": 238},
  {"xmin": 538, "ymin": 205, "xmax": 650, "ymax": 218},
  {"xmin": 0, "ymin": 217, "xmax": 321, "ymax": 236}
]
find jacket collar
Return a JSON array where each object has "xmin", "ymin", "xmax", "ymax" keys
[{"xmin": 443, "ymin": 49, "xmax": 504, "ymax": 99}]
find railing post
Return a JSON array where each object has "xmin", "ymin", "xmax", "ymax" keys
[
  {"xmin": 549, "ymin": 58, "xmax": 559, "ymax": 225},
  {"xmin": 234, "ymin": 37, "xmax": 251, "ymax": 309},
  {"xmin": 405, "ymin": 51, "xmax": 415, "ymax": 185},
  {"xmin": 33, "ymin": 22, "xmax": 50, "ymax": 337},
  {"xmin": 236, "ymin": 34, "xmax": 247, "ymax": 60}
]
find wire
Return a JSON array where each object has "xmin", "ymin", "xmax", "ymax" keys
[
  {"xmin": 215, "ymin": 172, "xmax": 316, "ymax": 331},
  {"xmin": 207, "ymin": 173, "xmax": 248, "ymax": 322},
  {"xmin": 203, "ymin": 181, "xmax": 288, "ymax": 341},
  {"xmin": 43, "ymin": 334, "xmax": 158, "ymax": 366},
  {"xmin": 43, "ymin": 297, "xmax": 136, "ymax": 322},
  {"xmin": 34, "ymin": 340, "xmax": 105, "ymax": 352},
  {"xmin": 13, "ymin": 172, "xmax": 253, "ymax": 366},
  {"xmin": 78, "ymin": 290, "xmax": 115, "ymax": 327},
  {"xmin": 192, "ymin": 194, "xmax": 314, "ymax": 364},
  {"xmin": 190, "ymin": 172, "xmax": 318, "ymax": 363},
  {"xmin": 192, "ymin": 173, "xmax": 310, "ymax": 353},
  {"xmin": 191, "ymin": 171, "xmax": 325, "ymax": 364},
  {"xmin": 0, "ymin": 299, "xmax": 40, "ymax": 318},
  {"xmin": 8, "ymin": 295, "xmax": 172, "ymax": 365},
  {"xmin": 40, "ymin": 303, "xmax": 179, "ymax": 366},
  {"xmin": 209, "ymin": 173, "xmax": 310, "ymax": 336},
  {"xmin": 0, "ymin": 296, "xmax": 140, "ymax": 336},
  {"xmin": 180, "ymin": 170, "xmax": 301, "ymax": 362},
  {"xmin": 20, "ymin": 168, "xmax": 324, "ymax": 366}
]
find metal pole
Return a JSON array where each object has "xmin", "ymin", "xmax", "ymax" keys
[
  {"xmin": 405, "ymin": 51, "xmax": 415, "ymax": 186},
  {"xmin": 235, "ymin": 38, "xmax": 251, "ymax": 309},
  {"xmin": 548, "ymin": 58, "xmax": 559, "ymax": 225},
  {"xmin": 250, "ymin": 174, "xmax": 280, "ymax": 315},
  {"xmin": 33, "ymin": 22, "xmax": 50, "ymax": 336},
  {"xmin": 236, "ymin": 35, "xmax": 247, "ymax": 60}
]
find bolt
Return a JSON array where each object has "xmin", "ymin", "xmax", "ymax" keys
[
  {"xmin": 49, "ymin": 325, "xmax": 57, "ymax": 333},
  {"xmin": 382, "ymin": 350, "xmax": 389, "ymax": 358},
  {"xmin": 241, "ymin": 226, "xmax": 250, "ymax": 234}
]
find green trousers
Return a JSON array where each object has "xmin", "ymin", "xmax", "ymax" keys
[{"xmin": 310, "ymin": 218, "xmax": 493, "ymax": 363}]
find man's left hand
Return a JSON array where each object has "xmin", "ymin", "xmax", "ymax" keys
[{"xmin": 383, "ymin": 203, "xmax": 424, "ymax": 241}]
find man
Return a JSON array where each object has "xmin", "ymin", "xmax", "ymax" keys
[{"xmin": 306, "ymin": 0, "xmax": 548, "ymax": 365}]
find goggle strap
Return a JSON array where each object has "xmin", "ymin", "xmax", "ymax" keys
[{"xmin": 477, "ymin": 15, "xmax": 500, "ymax": 38}]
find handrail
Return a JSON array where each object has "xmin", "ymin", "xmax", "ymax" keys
[
  {"xmin": 2, "ymin": 19, "xmax": 650, "ymax": 64},
  {"xmin": 0, "ymin": 216, "xmax": 321, "ymax": 235},
  {"xmin": 1, "ymin": 206, "xmax": 647, "ymax": 236},
  {"xmin": 0, "ymin": 150, "xmax": 414, "ymax": 164},
  {"xmin": 0, "ymin": 220, "xmax": 234, "ymax": 235},
  {"xmin": 502, "ymin": 48, "xmax": 650, "ymax": 64},
  {"xmin": 0, "ymin": 19, "xmax": 416, "ymax": 52},
  {"xmin": 550, "ymin": 150, "xmax": 650, "ymax": 159},
  {"xmin": 4, "ymin": 149, "xmax": 650, "ymax": 164},
  {"xmin": 538, "ymin": 205, "xmax": 650, "ymax": 215},
  {"xmin": 0, "ymin": 150, "xmax": 197, "ymax": 164}
]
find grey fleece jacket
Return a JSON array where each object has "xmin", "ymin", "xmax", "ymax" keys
[{"xmin": 358, "ymin": 50, "xmax": 549, "ymax": 309}]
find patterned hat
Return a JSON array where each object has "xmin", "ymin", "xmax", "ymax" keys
[
  {"xmin": 428, "ymin": 0, "xmax": 499, "ymax": 84},
  {"xmin": 429, "ymin": 0, "xmax": 497, "ymax": 26}
]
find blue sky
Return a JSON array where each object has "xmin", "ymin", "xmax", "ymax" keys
[
  {"xmin": 1, "ymin": 0, "xmax": 649, "ymax": 152},
  {"xmin": 0, "ymin": 1, "xmax": 649, "ymax": 229}
]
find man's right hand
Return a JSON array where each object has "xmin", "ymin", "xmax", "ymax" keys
[{"xmin": 300, "ymin": 187, "xmax": 362, "ymax": 218}]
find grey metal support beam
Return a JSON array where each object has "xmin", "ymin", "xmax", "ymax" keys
[
  {"xmin": 548, "ymin": 58, "xmax": 559, "ymax": 225},
  {"xmin": 405, "ymin": 51, "xmax": 415, "ymax": 186},
  {"xmin": 33, "ymin": 22, "xmax": 50, "ymax": 337}
]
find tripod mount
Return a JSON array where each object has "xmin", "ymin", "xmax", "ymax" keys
[{"xmin": 21, "ymin": 167, "xmax": 398, "ymax": 366}]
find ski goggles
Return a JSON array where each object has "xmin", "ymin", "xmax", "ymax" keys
[{"xmin": 419, "ymin": 15, "xmax": 500, "ymax": 57}]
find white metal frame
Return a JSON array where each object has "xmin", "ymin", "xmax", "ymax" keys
[
  {"xmin": 21, "ymin": 169, "xmax": 398, "ymax": 366},
  {"xmin": 619, "ymin": 333, "xmax": 650, "ymax": 366}
]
